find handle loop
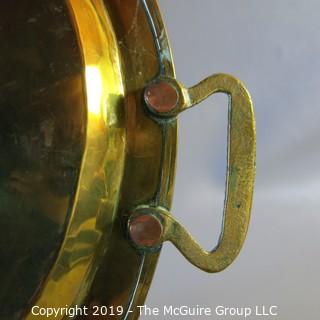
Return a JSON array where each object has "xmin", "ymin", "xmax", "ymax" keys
[{"xmin": 131, "ymin": 74, "xmax": 256, "ymax": 273}]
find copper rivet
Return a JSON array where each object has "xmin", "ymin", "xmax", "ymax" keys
[
  {"xmin": 129, "ymin": 214, "xmax": 163, "ymax": 247},
  {"xmin": 144, "ymin": 81, "xmax": 179, "ymax": 113}
]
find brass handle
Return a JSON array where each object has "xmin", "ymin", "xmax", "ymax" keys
[{"xmin": 129, "ymin": 74, "xmax": 256, "ymax": 273}]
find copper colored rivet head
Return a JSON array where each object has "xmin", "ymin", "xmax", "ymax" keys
[
  {"xmin": 129, "ymin": 214, "xmax": 163, "ymax": 247},
  {"xmin": 144, "ymin": 81, "xmax": 179, "ymax": 113}
]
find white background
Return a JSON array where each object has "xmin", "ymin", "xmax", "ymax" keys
[{"xmin": 144, "ymin": 1, "xmax": 320, "ymax": 319}]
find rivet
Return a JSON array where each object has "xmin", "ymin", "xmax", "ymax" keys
[
  {"xmin": 144, "ymin": 81, "xmax": 179, "ymax": 113},
  {"xmin": 128, "ymin": 214, "xmax": 163, "ymax": 247}
]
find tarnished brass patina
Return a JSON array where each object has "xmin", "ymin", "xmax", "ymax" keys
[{"xmin": 0, "ymin": 1, "xmax": 255, "ymax": 319}]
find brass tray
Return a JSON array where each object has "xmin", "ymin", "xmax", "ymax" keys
[{"xmin": 0, "ymin": 1, "xmax": 255, "ymax": 319}]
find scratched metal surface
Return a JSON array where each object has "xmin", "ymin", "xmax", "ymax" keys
[{"xmin": 145, "ymin": 1, "xmax": 320, "ymax": 319}]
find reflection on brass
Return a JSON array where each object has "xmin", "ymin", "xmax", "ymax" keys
[
  {"xmin": 0, "ymin": 1, "xmax": 86, "ymax": 318},
  {"xmin": 0, "ymin": 1, "xmax": 255, "ymax": 319}
]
